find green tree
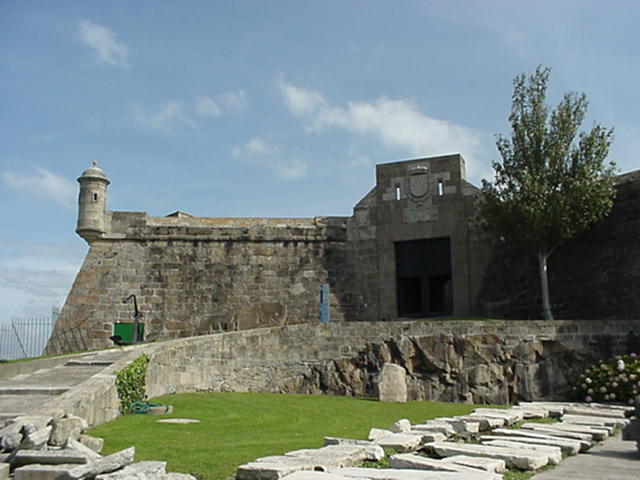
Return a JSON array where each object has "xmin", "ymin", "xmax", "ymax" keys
[{"xmin": 481, "ymin": 66, "xmax": 616, "ymax": 320}]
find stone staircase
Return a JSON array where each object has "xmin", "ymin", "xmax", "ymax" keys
[{"xmin": 0, "ymin": 349, "xmax": 130, "ymax": 423}]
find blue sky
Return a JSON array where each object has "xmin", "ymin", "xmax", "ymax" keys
[{"xmin": 1, "ymin": 0, "xmax": 638, "ymax": 323}]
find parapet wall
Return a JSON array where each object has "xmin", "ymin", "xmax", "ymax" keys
[
  {"xmin": 145, "ymin": 319, "xmax": 640, "ymax": 404},
  {"xmin": 35, "ymin": 319, "xmax": 640, "ymax": 426}
]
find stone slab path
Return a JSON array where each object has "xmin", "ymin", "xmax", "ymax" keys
[
  {"xmin": 532, "ymin": 434, "xmax": 639, "ymax": 480},
  {"xmin": 0, "ymin": 349, "xmax": 130, "ymax": 421}
]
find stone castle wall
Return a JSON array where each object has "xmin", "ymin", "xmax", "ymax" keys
[
  {"xmin": 46, "ymin": 214, "xmax": 357, "ymax": 354},
  {"xmin": 478, "ymin": 172, "xmax": 640, "ymax": 320}
]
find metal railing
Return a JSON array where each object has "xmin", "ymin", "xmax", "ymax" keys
[{"xmin": 0, "ymin": 312, "xmax": 58, "ymax": 361}]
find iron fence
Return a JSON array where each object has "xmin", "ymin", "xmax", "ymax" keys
[{"xmin": 0, "ymin": 310, "xmax": 58, "ymax": 360}]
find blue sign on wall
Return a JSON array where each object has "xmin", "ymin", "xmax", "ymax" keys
[{"xmin": 319, "ymin": 283, "xmax": 330, "ymax": 323}]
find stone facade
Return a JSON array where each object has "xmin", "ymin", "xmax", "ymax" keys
[{"xmin": 45, "ymin": 155, "xmax": 639, "ymax": 354}]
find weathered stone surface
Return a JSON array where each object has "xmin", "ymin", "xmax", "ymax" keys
[
  {"xmin": 437, "ymin": 418, "xmax": 479, "ymax": 437},
  {"xmin": 323, "ymin": 438, "xmax": 371, "ymax": 447},
  {"xmin": 162, "ymin": 474, "xmax": 197, "ymax": 480},
  {"xmin": 95, "ymin": 460, "xmax": 166, "ymax": 479},
  {"xmin": 318, "ymin": 442, "xmax": 384, "ymax": 462},
  {"xmin": 237, "ymin": 445, "xmax": 371, "ymax": 480},
  {"xmin": 561, "ymin": 414, "xmax": 627, "ymax": 429},
  {"xmin": 49, "ymin": 416, "xmax": 87, "ymax": 447},
  {"xmin": 0, "ymin": 416, "xmax": 52, "ymax": 439},
  {"xmin": 13, "ymin": 463, "xmax": 77, "ymax": 480},
  {"xmin": 333, "ymin": 466, "xmax": 502, "ymax": 480},
  {"xmin": 406, "ymin": 431, "xmax": 446, "ymax": 443},
  {"xmin": 519, "ymin": 425, "xmax": 594, "ymax": 442},
  {"xmin": 378, "ymin": 364, "xmax": 407, "ymax": 403},
  {"xmin": 21, "ymin": 426, "xmax": 52, "ymax": 450},
  {"xmin": 479, "ymin": 433, "xmax": 582, "ymax": 455},
  {"xmin": 65, "ymin": 447, "xmax": 135, "ymax": 480},
  {"xmin": 522, "ymin": 423, "xmax": 606, "ymax": 441},
  {"xmin": 12, "ymin": 449, "xmax": 89, "ymax": 468},
  {"xmin": 453, "ymin": 416, "xmax": 503, "ymax": 431},
  {"xmin": 63, "ymin": 439, "xmax": 101, "ymax": 461},
  {"xmin": 411, "ymin": 421, "xmax": 455, "ymax": 437},
  {"xmin": 368, "ymin": 429, "xmax": 392, "ymax": 441},
  {"xmin": 469, "ymin": 409, "xmax": 523, "ymax": 425},
  {"xmin": 389, "ymin": 419, "xmax": 411, "ymax": 433},
  {"xmin": 480, "ymin": 440, "xmax": 562, "ymax": 464},
  {"xmin": 1, "ymin": 432, "xmax": 21, "ymax": 452},
  {"xmin": 77, "ymin": 435, "xmax": 104, "ymax": 454},
  {"xmin": 374, "ymin": 433, "xmax": 422, "ymax": 453},
  {"xmin": 563, "ymin": 406, "xmax": 627, "ymax": 419},
  {"xmin": 0, "ymin": 462, "xmax": 8, "ymax": 480},
  {"xmin": 282, "ymin": 472, "xmax": 350, "ymax": 480},
  {"xmin": 441, "ymin": 455, "xmax": 506, "ymax": 473},
  {"xmin": 427, "ymin": 441, "xmax": 549, "ymax": 470},
  {"xmin": 389, "ymin": 453, "xmax": 501, "ymax": 479},
  {"xmin": 509, "ymin": 406, "xmax": 549, "ymax": 419}
]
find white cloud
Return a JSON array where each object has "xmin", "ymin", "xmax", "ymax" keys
[
  {"xmin": 78, "ymin": 19, "xmax": 129, "ymax": 68},
  {"xmin": 279, "ymin": 80, "xmax": 485, "ymax": 174},
  {"xmin": 2, "ymin": 167, "xmax": 75, "ymax": 209},
  {"xmin": 133, "ymin": 101, "xmax": 197, "ymax": 132},
  {"xmin": 279, "ymin": 80, "xmax": 327, "ymax": 116},
  {"xmin": 232, "ymin": 136, "xmax": 279, "ymax": 158},
  {"xmin": 231, "ymin": 136, "xmax": 307, "ymax": 180},
  {"xmin": 194, "ymin": 90, "xmax": 248, "ymax": 117},
  {"xmin": 194, "ymin": 96, "xmax": 222, "ymax": 117}
]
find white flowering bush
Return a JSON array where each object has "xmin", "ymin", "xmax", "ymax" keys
[{"xmin": 572, "ymin": 353, "xmax": 640, "ymax": 404}]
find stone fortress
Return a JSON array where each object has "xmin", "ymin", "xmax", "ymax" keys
[{"xmin": 45, "ymin": 154, "xmax": 640, "ymax": 354}]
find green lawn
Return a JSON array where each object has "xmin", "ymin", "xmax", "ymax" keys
[{"xmin": 89, "ymin": 392, "xmax": 490, "ymax": 480}]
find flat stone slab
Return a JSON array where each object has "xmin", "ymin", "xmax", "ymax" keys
[
  {"xmin": 491, "ymin": 428, "xmax": 591, "ymax": 450},
  {"xmin": 13, "ymin": 463, "xmax": 78, "ymax": 480},
  {"xmin": 561, "ymin": 414, "xmax": 627, "ymax": 429},
  {"xmin": 374, "ymin": 433, "xmax": 422, "ymax": 453},
  {"xmin": 469, "ymin": 409, "xmax": 523, "ymax": 425},
  {"xmin": 389, "ymin": 453, "xmax": 502, "ymax": 479},
  {"xmin": 441, "ymin": 455, "xmax": 506, "ymax": 473},
  {"xmin": 454, "ymin": 415, "xmax": 504, "ymax": 431},
  {"xmin": 509, "ymin": 406, "xmax": 549, "ymax": 419},
  {"xmin": 322, "ymin": 438, "xmax": 386, "ymax": 459},
  {"xmin": 518, "ymin": 424, "xmax": 594, "ymax": 442},
  {"xmin": 479, "ymin": 434, "xmax": 582, "ymax": 456},
  {"xmin": 155, "ymin": 418, "xmax": 200, "ymax": 424},
  {"xmin": 406, "ymin": 431, "xmax": 446, "ymax": 443},
  {"xmin": 562, "ymin": 406, "xmax": 627, "ymax": 419},
  {"xmin": 426, "ymin": 441, "xmax": 549, "ymax": 470},
  {"xmin": 237, "ymin": 445, "xmax": 370, "ymax": 480},
  {"xmin": 411, "ymin": 421, "xmax": 455, "ymax": 437},
  {"xmin": 522, "ymin": 423, "xmax": 606, "ymax": 441},
  {"xmin": 436, "ymin": 418, "xmax": 480, "ymax": 436},
  {"xmin": 95, "ymin": 460, "xmax": 166, "ymax": 479},
  {"xmin": 333, "ymin": 467, "xmax": 504, "ymax": 480},
  {"xmin": 480, "ymin": 440, "xmax": 562, "ymax": 464},
  {"xmin": 283, "ymin": 472, "xmax": 351, "ymax": 480},
  {"xmin": 65, "ymin": 446, "xmax": 135, "ymax": 480},
  {"xmin": 12, "ymin": 449, "xmax": 91, "ymax": 467}
]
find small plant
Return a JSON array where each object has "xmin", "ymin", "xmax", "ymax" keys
[
  {"xmin": 572, "ymin": 353, "xmax": 640, "ymax": 404},
  {"xmin": 115, "ymin": 354, "xmax": 150, "ymax": 414}
]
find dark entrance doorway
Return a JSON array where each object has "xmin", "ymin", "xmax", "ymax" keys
[{"xmin": 395, "ymin": 237, "xmax": 452, "ymax": 317}]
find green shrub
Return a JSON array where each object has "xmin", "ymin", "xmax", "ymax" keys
[
  {"xmin": 115, "ymin": 354, "xmax": 150, "ymax": 414},
  {"xmin": 572, "ymin": 353, "xmax": 639, "ymax": 404}
]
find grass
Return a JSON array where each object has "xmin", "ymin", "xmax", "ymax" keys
[{"xmin": 89, "ymin": 392, "xmax": 490, "ymax": 480}]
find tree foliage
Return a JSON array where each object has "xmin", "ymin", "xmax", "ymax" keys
[{"xmin": 481, "ymin": 66, "xmax": 616, "ymax": 319}]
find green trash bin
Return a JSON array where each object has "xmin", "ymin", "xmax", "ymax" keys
[{"xmin": 113, "ymin": 322, "xmax": 144, "ymax": 343}]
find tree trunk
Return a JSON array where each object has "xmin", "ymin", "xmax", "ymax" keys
[{"xmin": 537, "ymin": 251, "xmax": 554, "ymax": 320}]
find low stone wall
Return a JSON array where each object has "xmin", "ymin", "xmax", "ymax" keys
[
  {"xmin": 145, "ymin": 319, "xmax": 640, "ymax": 405},
  {"xmin": 31, "ymin": 319, "xmax": 640, "ymax": 426}
]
